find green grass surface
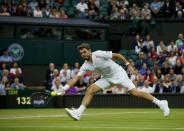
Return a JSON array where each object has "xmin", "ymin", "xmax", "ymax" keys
[{"xmin": 0, "ymin": 108, "xmax": 183, "ymax": 131}]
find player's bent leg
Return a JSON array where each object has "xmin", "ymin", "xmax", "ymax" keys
[
  {"xmin": 81, "ymin": 83, "xmax": 102, "ymax": 107},
  {"xmin": 129, "ymin": 88, "xmax": 170, "ymax": 117},
  {"xmin": 65, "ymin": 84, "xmax": 102, "ymax": 121}
]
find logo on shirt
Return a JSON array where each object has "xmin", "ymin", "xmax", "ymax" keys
[{"xmin": 8, "ymin": 43, "xmax": 24, "ymax": 61}]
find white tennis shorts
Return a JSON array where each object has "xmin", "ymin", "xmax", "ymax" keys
[{"xmin": 95, "ymin": 68, "xmax": 135, "ymax": 91}]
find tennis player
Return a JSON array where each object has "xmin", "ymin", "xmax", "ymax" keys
[{"xmin": 63, "ymin": 43, "xmax": 170, "ymax": 120}]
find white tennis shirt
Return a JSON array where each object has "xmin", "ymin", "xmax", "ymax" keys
[{"xmin": 77, "ymin": 50, "xmax": 127, "ymax": 84}]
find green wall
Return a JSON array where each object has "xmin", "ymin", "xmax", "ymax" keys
[{"xmin": 0, "ymin": 39, "xmax": 109, "ymax": 65}]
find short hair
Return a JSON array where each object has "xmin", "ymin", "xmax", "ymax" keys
[{"xmin": 77, "ymin": 43, "xmax": 91, "ymax": 51}]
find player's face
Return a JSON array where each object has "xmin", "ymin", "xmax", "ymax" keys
[{"xmin": 79, "ymin": 48, "xmax": 91, "ymax": 60}]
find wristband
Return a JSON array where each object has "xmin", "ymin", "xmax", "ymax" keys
[
  {"xmin": 63, "ymin": 84, "xmax": 70, "ymax": 91},
  {"xmin": 125, "ymin": 62, "xmax": 130, "ymax": 66}
]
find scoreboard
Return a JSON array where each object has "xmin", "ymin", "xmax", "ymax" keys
[{"xmin": 3, "ymin": 89, "xmax": 55, "ymax": 108}]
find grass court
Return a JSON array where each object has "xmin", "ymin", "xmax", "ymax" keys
[{"xmin": 0, "ymin": 108, "xmax": 183, "ymax": 131}]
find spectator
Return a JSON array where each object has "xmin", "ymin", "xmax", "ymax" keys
[
  {"xmin": 161, "ymin": 74, "xmax": 172, "ymax": 93},
  {"xmin": 135, "ymin": 52, "xmax": 150, "ymax": 70},
  {"xmin": 157, "ymin": 49, "xmax": 168, "ymax": 66},
  {"xmin": 150, "ymin": 0, "xmax": 163, "ymax": 18},
  {"xmin": 88, "ymin": 4, "xmax": 98, "ymax": 19},
  {"xmin": 10, "ymin": 77, "xmax": 25, "ymax": 90},
  {"xmin": 7, "ymin": 1, "xmax": 17, "ymax": 15},
  {"xmin": 155, "ymin": 68, "xmax": 164, "ymax": 81},
  {"xmin": 132, "ymin": 34, "xmax": 140, "ymax": 50},
  {"xmin": 116, "ymin": 0, "xmax": 129, "ymax": 8},
  {"xmin": 110, "ymin": 7, "xmax": 120, "ymax": 20},
  {"xmin": 138, "ymin": 63, "xmax": 148, "ymax": 76},
  {"xmin": 88, "ymin": 0, "xmax": 99, "ymax": 14},
  {"xmin": 42, "ymin": 5, "xmax": 50, "ymax": 18},
  {"xmin": 179, "ymin": 68, "xmax": 184, "ymax": 93},
  {"xmin": 119, "ymin": 8, "xmax": 129, "ymax": 20},
  {"xmin": 33, "ymin": 6, "xmax": 43, "ymax": 17},
  {"xmin": 144, "ymin": 34, "xmax": 155, "ymax": 51},
  {"xmin": 0, "ymin": 5, "xmax": 10, "ymax": 16},
  {"xmin": 174, "ymin": 59, "xmax": 182, "ymax": 74},
  {"xmin": 0, "ymin": 63, "xmax": 7, "ymax": 79},
  {"xmin": 71, "ymin": 62, "xmax": 80, "ymax": 78},
  {"xmin": 45, "ymin": 63, "xmax": 55, "ymax": 89},
  {"xmin": 49, "ymin": 8, "xmax": 59, "ymax": 18},
  {"xmin": 129, "ymin": 3, "xmax": 141, "ymax": 19},
  {"xmin": 1, "ymin": 69, "xmax": 11, "ymax": 83},
  {"xmin": 180, "ymin": 50, "xmax": 184, "ymax": 66},
  {"xmin": 94, "ymin": 0, "xmax": 100, "ymax": 9},
  {"xmin": 141, "ymin": 2, "xmax": 151, "ymax": 20},
  {"xmin": 0, "ymin": 77, "xmax": 10, "ymax": 95},
  {"xmin": 10, "ymin": 62, "xmax": 22, "ymax": 77},
  {"xmin": 55, "ymin": 0, "xmax": 64, "ymax": 8},
  {"xmin": 75, "ymin": 0, "xmax": 88, "ymax": 18},
  {"xmin": 148, "ymin": 47, "xmax": 157, "ymax": 61},
  {"xmin": 167, "ymin": 41, "xmax": 177, "ymax": 52},
  {"xmin": 167, "ymin": 51, "xmax": 177, "ymax": 67},
  {"xmin": 176, "ymin": 10, "xmax": 183, "ymax": 19},
  {"xmin": 51, "ymin": 77, "xmax": 64, "ymax": 95},
  {"xmin": 59, "ymin": 63, "xmax": 71, "ymax": 85},
  {"xmin": 59, "ymin": 9, "xmax": 68, "ymax": 19},
  {"xmin": 175, "ymin": 2, "xmax": 183, "ymax": 19},
  {"xmin": 168, "ymin": 68, "xmax": 180, "ymax": 93},
  {"xmin": 135, "ymin": 38, "xmax": 148, "ymax": 54},
  {"xmin": 26, "ymin": 6, "xmax": 33, "ymax": 17},
  {"xmin": 48, "ymin": 68, "xmax": 59, "ymax": 89},
  {"xmin": 39, "ymin": 0, "xmax": 47, "ymax": 9},
  {"xmin": 137, "ymin": 80, "xmax": 155, "ymax": 94},
  {"xmin": 175, "ymin": 33, "xmax": 184, "ymax": 48},
  {"xmin": 28, "ymin": 0, "xmax": 38, "ymax": 10},
  {"xmin": 0, "ymin": 49, "xmax": 13, "ymax": 62},
  {"xmin": 157, "ymin": 40, "xmax": 166, "ymax": 55},
  {"xmin": 13, "ymin": 5, "xmax": 26, "ymax": 16},
  {"xmin": 162, "ymin": 0, "xmax": 174, "ymax": 18},
  {"xmin": 143, "ymin": 69, "xmax": 156, "ymax": 86},
  {"xmin": 161, "ymin": 61, "xmax": 170, "ymax": 75}
]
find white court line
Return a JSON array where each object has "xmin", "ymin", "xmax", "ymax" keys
[
  {"xmin": 0, "ymin": 111, "xmax": 159, "ymax": 120},
  {"xmin": 0, "ymin": 125, "xmax": 184, "ymax": 130}
]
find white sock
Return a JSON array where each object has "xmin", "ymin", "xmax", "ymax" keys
[
  {"xmin": 77, "ymin": 105, "xmax": 86, "ymax": 114},
  {"xmin": 152, "ymin": 97, "xmax": 161, "ymax": 107}
]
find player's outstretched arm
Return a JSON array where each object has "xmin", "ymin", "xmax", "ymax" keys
[
  {"xmin": 63, "ymin": 75, "xmax": 81, "ymax": 91},
  {"xmin": 112, "ymin": 53, "xmax": 129, "ymax": 65},
  {"xmin": 112, "ymin": 53, "xmax": 137, "ymax": 75}
]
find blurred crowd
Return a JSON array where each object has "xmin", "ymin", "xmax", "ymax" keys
[
  {"xmin": 128, "ymin": 32, "xmax": 184, "ymax": 94},
  {"xmin": 0, "ymin": 0, "xmax": 184, "ymax": 20},
  {"xmin": 0, "ymin": 62, "xmax": 25, "ymax": 95},
  {"xmin": 44, "ymin": 62, "xmax": 99, "ymax": 95}
]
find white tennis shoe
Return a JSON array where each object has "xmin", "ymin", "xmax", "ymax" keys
[
  {"xmin": 65, "ymin": 108, "xmax": 81, "ymax": 121},
  {"xmin": 159, "ymin": 100, "xmax": 170, "ymax": 117}
]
